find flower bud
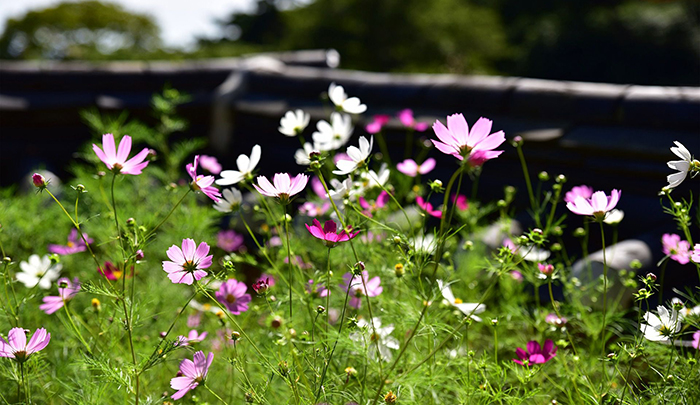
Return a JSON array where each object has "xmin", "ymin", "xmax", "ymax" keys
[
  {"xmin": 555, "ymin": 174, "xmax": 567, "ymax": 183},
  {"xmin": 91, "ymin": 298, "xmax": 101, "ymax": 311},
  {"xmin": 573, "ymin": 227, "xmax": 586, "ymax": 238},
  {"xmin": 32, "ymin": 173, "xmax": 47, "ymax": 188},
  {"xmin": 463, "ymin": 240, "xmax": 474, "ymax": 251},
  {"xmin": 75, "ymin": 184, "xmax": 86, "ymax": 192},
  {"xmin": 645, "ymin": 272, "xmax": 656, "ymax": 281},
  {"xmin": 135, "ymin": 250, "xmax": 144, "ymax": 260},
  {"xmin": 278, "ymin": 361, "xmax": 289, "ymax": 377},
  {"xmin": 384, "ymin": 391, "xmax": 397, "ymax": 404},
  {"xmin": 345, "ymin": 366, "xmax": 357, "ymax": 378},
  {"xmin": 316, "ymin": 305, "xmax": 326, "ymax": 314},
  {"xmin": 49, "ymin": 254, "xmax": 60, "ymax": 265},
  {"xmin": 126, "ymin": 218, "xmax": 136, "ymax": 227},
  {"xmin": 394, "ymin": 263, "xmax": 405, "ymax": 278},
  {"xmin": 538, "ymin": 171, "xmax": 550, "ymax": 181},
  {"xmin": 352, "ymin": 261, "xmax": 365, "ymax": 275},
  {"xmin": 231, "ymin": 331, "xmax": 241, "ymax": 341},
  {"xmin": 511, "ymin": 136, "xmax": 523, "ymax": 147}
]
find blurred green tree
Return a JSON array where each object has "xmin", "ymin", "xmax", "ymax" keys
[{"xmin": 0, "ymin": 0, "xmax": 162, "ymax": 60}]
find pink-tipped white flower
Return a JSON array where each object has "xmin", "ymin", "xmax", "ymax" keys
[
  {"xmin": 431, "ymin": 114, "xmax": 505, "ymax": 163},
  {"xmin": 396, "ymin": 158, "xmax": 435, "ymax": 177},
  {"xmin": 564, "ymin": 185, "xmax": 593, "ymax": 204},
  {"xmin": 566, "ymin": 189, "xmax": 621, "ymax": 221},
  {"xmin": 92, "ymin": 133, "xmax": 149, "ymax": 175},
  {"xmin": 0, "ymin": 327, "xmax": 51, "ymax": 362},
  {"xmin": 254, "ymin": 173, "xmax": 308, "ymax": 202},
  {"xmin": 170, "ymin": 351, "xmax": 214, "ymax": 400},
  {"xmin": 397, "ymin": 109, "xmax": 429, "ymax": 131},
  {"xmin": 162, "ymin": 239, "xmax": 213, "ymax": 285},
  {"xmin": 333, "ymin": 136, "xmax": 373, "ymax": 175},
  {"xmin": 328, "ymin": 82, "xmax": 367, "ymax": 114},
  {"xmin": 217, "ymin": 145, "xmax": 261, "ymax": 186},
  {"xmin": 662, "ymin": 234, "xmax": 691, "ymax": 265},
  {"xmin": 187, "ymin": 156, "xmax": 221, "ymax": 202},
  {"xmin": 279, "ymin": 109, "xmax": 310, "ymax": 136},
  {"xmin": 40, "ymin": 277, "xmax": 80, "ymax": 315}
]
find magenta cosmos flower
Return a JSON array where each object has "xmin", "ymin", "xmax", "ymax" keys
[
  {"xmin": 306, "ymin": 279, "xmax": 329, "ymax": 298},
  {"xmin": 170, "ymin": 351, "xmax": 214, "ymax": 400},
  {"xmin": 340, "ymin": 271, "xmax": 383, "ymax": 309},
  {"xmin": 92, "ymin": 133, "xmax": 149, "ymax": 175},
  {"xmin": 431, "ymin": 114, "xmax": 505, "ymax": 163},
  {"xmin": 254, "ymin": 173, "xmax": 308, "ymax": 203},
  {"xmin": 693, "ymin": 330, "xmax": 699, "ymax": 350},
  {"xmin": 359, "ymin": 191, "xmax": 390, "ymax": 217},
  {"xmin": 564, "ymin": 185, "xmax": 593, "ymax": 204},
  {"xmin": 306, "ymin": 219, "xmax": 359, "ymax": 248},
  {"xmin": 451, "ymin": 194, "xmax": 469, "ymax": 211},
  {"xmin": 162, "ymin": 239, "xmax": 213, "ymax": 285},
  {"xmin": 215, "ymin": 279, "xmax": 252, "ymax": 315},
  {"xmin": 187, "ymin": 155, "xmax": 221, "ymax": 202},
  {"xmin": 48, "ymin": 229, "xmax": 93, "ymax": 255},
  {"xmin": 366, "ymin": 114, "xmax": 390, "ymax": 134},
  {"xmin": 98, "ymin": 261, "xmax": 132, "ymax": 281},
  {"xmin": 416, "ymin": 196, "xmax": 442, "ymax": 218},
  {"xmin": 217, "ymin": 229, "xmax": 244, "ymax": 252},
  {"xmin": 40, "ymin": 277, "xmax": 80, "ymax": 315},
  {"xmin": 0, "ymin": 327, "xmax": 51, "ymax": 362},
  {"xmin": 513, "ymin": 339, "xmax": 557, "ymax": 366},
  {"xmin": 692, "ymin": 244, "xmax": 700, "ymax": 264},
  {"xmin": 398, "ymin": 109, "xmax": 429, "ymax": 131},
  {"xmin": 396, "ymin": 158, "xmax": 436, "ymax": 177},
  {"xmin": 566, "ymin": 189, "xmax": 621, "ymax": 221},
  {"xmin": 662, "ymin": 234, "xmax": 691, "ymax": 265}
]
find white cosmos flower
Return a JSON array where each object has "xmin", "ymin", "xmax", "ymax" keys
[
  {"xmin": 667, "ymin": 141, "xmax": 696, "ymax": 189},
  {"xmin": 412, "ymin": 234, "xmax": 437, "ymax": 255},
  {"xmin": 349, "ymin": 317, "xmax": 399, "ymax": 362},
  {"xmin": 670, "ymin": 298, "xmax": 700, "ymax": 321},
  {"xmin": 279, "ymin": 109, "xmax": 310, "ymax": 137},
  {"xmin": 356, "ymin": 163, "xmax": 389, "ymax": 192},
  {"xmin": 333, "ymin": 136, "xmax": 373, "ymax": 175},
  {"xmin": 312, "ymin": 112, "xmax": 353, "ymax": 151},
  {"xmin": 436, "ymin": 280, "xmax": 485, "ymax": 322},
  {"xmin": 213, "ymin": 188, "xmax": 243, "ymax": 213},
  {"xmin": 603, "ymin": 209, "xmax": 624, "ymax": 225},
  {"xmin": 17, "ymin": 254, "xmax": 62, "ymax": 289},
  {"xmin": 641, "ymin": 305, "xmax": 680, "ymax": 342},
  {"xmin": 328, "ymin": 82, "xmax": 367, "ymax": 114},
  {"xmin": 326, "ymin": 178, "xmax": 356, "ymax": 201},
  {"xmin": 217, "ymin": 145, "xmax": 261, "ymax": 186},
  {"xmin": 294, "ymin": 142, "xmax": 319, "ymax": 166}
]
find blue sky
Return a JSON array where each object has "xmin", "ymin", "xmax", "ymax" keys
[{"xmin": 0, "ymin": 0, "xmax": 253, "ymax": 49}]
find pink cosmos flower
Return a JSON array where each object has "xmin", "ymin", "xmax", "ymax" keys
[
  {"xmin": 366, "ymin": 115, "xmax": 390, "ymax": 134},
  {"xmin": 662, "ymin": 234, "xmax": 691, "ymax": 265},
  {"xmin": 48, "ymin": 229, "xmax": 93, "ymax": 255},
  {"xmin": 187, "ymin": 155, "xmax": 221, "ymax": 202},
  {"xmin": 564, "ymin": 185, "xmax": 593, "ymax": 204},
  {"xmin": 545, "ymin": 313, "xmax": 568, "ymax": 326},
  {"xmin": 398, "ymin": 109, "xmax": 429, "ymax": 131},
  {"xmin": 257, "ymin": 273, "xmax": 276, "ymax": 287},
  {"xmin": 691, "ymin": 244, "xmax": 700, "ymax": 264},
  {"xmin": 566, "ymin": 189, "xmax": 621, "ymax": 221},
  {"xmin": 187, "ymin": 312, "xmax": 202, "ymax": 328},
  {"xmin": 198, "ymin": 155, "xmax": 222, "ymax": 175},
  {"xmin": 98, "ymin": 261, "xmax": 131, "ymax": 281},
  {"xmin": 693, "ymin": 330, "xmax": 699, "ymax": 350},
  {"xmin": 513, "ymin": 339, "xmax": 557, "ymax": 366},
  {"xmin": 0, "ymin": 327, "xmax": 51, "ymax": 361},
  {"xmin": 306, "ymin": 279, "xmax": 329, "ymax": 298},
  {"xmin": 359, "ymin": 191, "xmax": 390, "ymax": 217},
  {"xmin": 162, "ymin": 239, "xmax": 213, "ymax": 285},
  {"xmin": 176, "ymin": 330, "xmax": 208, "ymax": 346},
  {"xmin": 217, "ymin": 230, "xmax": 244, "ymax": 252},
  {"xmin": 311, "ymin": 177, "xmax": 327, "ymax": 199},
  {"xmin": 451, "ymin": 194, "xmax": 469, "ymax": 211},
  {"xmin": 299, "ymin": 201, "xmax": 331, "ymax": 217},
  {"xmin": 361, "ymin": 231, "xmax": 385, "ymax": 243},
  {"xmin": 92, "ymin": 133, "xmax": 149, "ymax": 175},
  {"xmin": 40, "ymin": 277, "xmax": 80, "ymax": 315},
  {"xmin": 306, "ymin": 219, "xmax": 359, "ymax": 248},
  {"xmin": 215, "ymin": 279, "xmax": 252, "ymax": 315},
  {"xmin": 431, "ymin": 114, "xmax": 505, "ymax": 162},
  {"xmin": 170, "ymin": 351, "xmax": 214, "ymax": 400},
  {"xmin": 396, "ymin": 158, "xmax": 436, "ymax": 177},
  {"xmin": 254, "ymin": 173, "xmax": 308, "ymax": 202},
  {"xmin": 510, "ymin": 270, "xmax": 524, "ymax": 282},
  {"xmin": 340, "ymin": 271, "xmax": 383, "ymax": 309},
  {"xmin": 416, "ymin": 196, "xmax": 442, "ymax": 218},
  {"xmin": 537, "ymin": 263, "xmax": 554, "ymax": 278}
]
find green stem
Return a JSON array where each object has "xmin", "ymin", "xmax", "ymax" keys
[
  {"xmin": 284, "ymin": 203, "xmax": 294, "ymax": 321},
  {"xmin": 658, "ymin": 260, "xmax": 668, "ymax": 303},
  {"xmin": 63, "ymin": 302, "xmax": 92, "ymax": 354},
  {"xmin": 204, "ymin": 384, "xmax": 230, "ymax": 405},
  {"xmin": 599, "ymin": 220, "xmax": 608, "ymax": 387},
  {"xmin": 145, "ymin": 189, "xmax": 191, "ymax": 239},
  {"xmin": 516, "ymin": 143, "xmax": 540, "ymax": 228}
]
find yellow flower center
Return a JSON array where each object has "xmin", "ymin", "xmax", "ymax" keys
[
  {"xmin": 67, "ymin": 241, "xmax": 75, "ymax": 248},
  {"xmin": 226, "ymin": 294, "xmax": 237, "ymax": 304},
  {"xmin": 454, "ymin": 298, "xmax": 463, "ymax": 304}
]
